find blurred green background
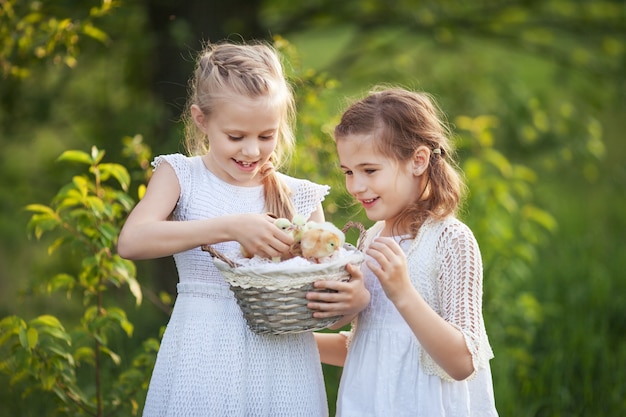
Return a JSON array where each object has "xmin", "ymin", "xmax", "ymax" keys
[{"xmin": 1, "ymin": 1, "xmax": 625, "ymax": 416}]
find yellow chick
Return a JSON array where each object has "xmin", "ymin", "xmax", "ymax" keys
[
  {"xmin": 290, "ymin": 214, "xmax": 308, "ymax": 242},
  {"xmin": 300, "ymin": 221, "xmax": 345, "ymax": 263},
  {"xmin": 274, "ymin": 217, "xmax": 292, "ymax": 233}
]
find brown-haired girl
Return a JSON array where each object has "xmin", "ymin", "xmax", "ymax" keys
[{"xmin": 311, "ymin": 87, "xmax": 499, "ymax": 416}]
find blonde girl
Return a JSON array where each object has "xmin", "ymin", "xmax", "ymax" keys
[
  {"xmin": 118, "ymin": 41, "xmax": 367, "ymax": 417},
  {"xmin": 311, "ymin": 87, "xmax": 499, "ymax": 416}
]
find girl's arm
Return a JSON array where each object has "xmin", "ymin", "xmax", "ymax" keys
[
  {"xmin": 306, "ymin": 262, "xmax": 369, "ymax": 367},
  {"xmin": 307, "ymin": 202, "xmax": 325, "ymax": 223},
  {"xmin": 366, "ymin": 237, "xmax": 475, "ymax": 381},
  {"xmin": 314, "ymin": 332, "xmax": 348, "ymax": 366},
  {"xmin": 117, "ymin": 162, "xmax": 293, "ymax": 260}
]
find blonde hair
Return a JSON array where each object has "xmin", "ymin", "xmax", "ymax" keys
[
  {"xmin": 182, "ymin": 40, "xmax": 296, "ymax": 219},
  {"xmin": 334, "ymin": 87, "xmax": 466, "ymax": 238}
]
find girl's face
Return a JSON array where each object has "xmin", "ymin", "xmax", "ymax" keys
[
  {"xmin": 193, "ymin": 95, "xmax": 281, "ymax": 186},
  {"xmin": 337, "ymin": 133, "xmax": 426, "ymax": 235}
]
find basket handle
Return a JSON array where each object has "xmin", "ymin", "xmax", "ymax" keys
[
  {"xmin": 201, "ymin": 244, "xmax": 240, "ymax": 268},
  {"xmin": 342, "ymin": 221, "xmax": 367, "ymax": 251}
]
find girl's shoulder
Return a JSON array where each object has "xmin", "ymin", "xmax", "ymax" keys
[
  {"xmin": 151, "ymin": 153, "xmax": 196, "ymax": 171},
  {"xmin": 277, "ymin": 171, "xmax": 325, "ymax": 188},
  {"xmin": 407, "ymin": 216, "xmax": 479, "ymax": 254},
  {"xmin": 425, "ymin": 216, "xmax": 474, "ymax": 237},
  {"xmin": 426, "ymin": 217, "xmax": 481, "ymax": 258},
  {"xmin": 277, "ymin": 172, "xmax": 330, "ymax": 200},
  {"xmin": 277, "ymin": 172, "xmax": 330, "ymax": 219},
  {"xmin": 151, "ymin": 154, "xmax": 208, "ymax": 185}
]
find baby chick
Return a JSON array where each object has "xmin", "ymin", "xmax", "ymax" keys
[
  {"xmin": 274, "ymin": 217, "xmax": 293, "ymax": 234},
  {"xmin": 290, "ymin": 213, "xmax": 308, "ymax": 242},
  {"xmin": 299, "ymin": 221, "xmax": 345, "ymax": 263}
]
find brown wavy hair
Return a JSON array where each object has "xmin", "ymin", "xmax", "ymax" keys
[{"xmin": 334, "ymin": 87, "xmax": 466, "ymax": 238}]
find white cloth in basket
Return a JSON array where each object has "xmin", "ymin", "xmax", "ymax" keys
[{"xmin": 142, "ymin": 154, "xmax": 330, "ymax": 417}]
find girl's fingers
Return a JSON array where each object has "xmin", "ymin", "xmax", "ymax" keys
[
  {"xmin": 311, "ymin": 309, "xmax": 343, "ymax": 319},
  {"xmin": 306, "ymin": 261, "xmax": 370, "ymax": 317}
]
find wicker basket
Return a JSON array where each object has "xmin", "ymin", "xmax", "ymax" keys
[{"xmin": 202, "ymin": 222, "xmax": 366, "ymax": 335}]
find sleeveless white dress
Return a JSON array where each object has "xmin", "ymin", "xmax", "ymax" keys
[
  {"xmin": 142, "ymin": 154, "xmax": 330, "ymax": 417},
  {"xmin": 337, "ymin": 218, "xmax": 499, "ymax": 417}
]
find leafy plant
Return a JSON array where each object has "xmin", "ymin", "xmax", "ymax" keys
[
  {"xmin": 0, "ymin": 145, "xmax": 158, "ymax": 416},
  {"xmin": 0, "ymin": 0, "xmax": 116, "ymax": 78}
]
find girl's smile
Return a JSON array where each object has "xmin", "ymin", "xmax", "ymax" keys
[
  {"xmin": 359, "ymin": 197, "xmax": 379, "ymax": 209},
  {"xmin": 234, "ymin": 159, "xmax": 259, "ymax": 172}
]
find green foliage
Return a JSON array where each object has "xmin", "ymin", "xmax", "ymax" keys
[
  {"xmin": 266, "ymin": 0, "xmax": 625, "ymax": 82},
  {"xmin": 453, "ymin": 114, "xmax": 557, "ymax": 412},
  {"xmin": 0, "ymin": 144, "xmax": 158, "ymax": 416},
  {"xmin": 0, "ymin": 0, "xmax": 117, "ymax": 78}
]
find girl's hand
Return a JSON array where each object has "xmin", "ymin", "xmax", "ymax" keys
[
  {"xmin": 306, "ymin": 263, "xmax": 370, "ymax": 319},
  {"xmin": 236, "ymin": 213, "xmax": 294, "ymax": 259},
  {"xmin": 366, "ymin": 237, "xmax": 412, "ymax": 304}
]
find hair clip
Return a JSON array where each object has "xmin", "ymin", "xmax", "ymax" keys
[{"xmin": 432, "ymin": 148, "xmax": 442, "ymax": 155}]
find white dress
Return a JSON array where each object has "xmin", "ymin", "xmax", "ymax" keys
[
  {"xmin": 337, "ymin": 218, "xmax": 499, "ymax": 417},
  {"xmin": 142, "ymin": 154, "xmax": 331, "ymax": 417}
]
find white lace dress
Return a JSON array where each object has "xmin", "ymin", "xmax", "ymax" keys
[
  {"xmin": 142, "ymin": 154, "xmax": 331, "ymax": 417},
  {"xmin": 337, "ymin": 218, "xmax": 499, "ymax": 417}
]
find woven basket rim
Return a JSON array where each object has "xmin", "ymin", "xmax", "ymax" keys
[{"xmin": 213, "ymin": 245, "xmax": 364, "ymax": 290}]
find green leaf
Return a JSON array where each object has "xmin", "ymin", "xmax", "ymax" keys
[
  {"xmin": 98, "ymin": 223, "xmax": 118, "ymax": 243},
  {"xmin": 9, "ymin": 369, "xmax": 30, "ymax": 386},
  {"xmin": 30, "ymin": 315, "xmax": 64, "ymax": 329},
  {"xmin": 57, "ymin": 150, "xmax": 92, "ymax": 165},
  {"xmin": 74, "ymin": 346, "xmax": 95, "ymax": 363},
  {"xmin": 100, "ymin": 345, "xmax": 121, "ymax": 366},
  {"xmin": 18, "ymin": 327, "xmax": 32, "ymax": 350},
  {"xmin": 24, "ymin": 204, "xmax": 54, "ymax": 214},
  {"xmin": 71, "ymin": 176, "xmax": 90, "ymax": 197},
  {"xmin": 27, "ymin": 213, "xmax": 61, "ymax": 239},
  {"xmin": 107, "ymin": 307, "xmax": 134, "ymax": 336},
  {"xmin": 0, "ymin": 316, "xmax": 25, "ymax": 343},
  {"xmin": 159, "ymin": 291, "xmax": 173, "ymax": 306},
  {"xmin": 81, "ymin": 23, "xmax": 109, "ymax": 43},
  {"xmin": 41, "ymin": 373, "xmax": 56, "ymax": 391},
  {"xmin": 99, "ymin": 162, "xmax": 130, "ymax": 191},
  {"xmin": 47, "ymin": 273, "xmax": 76, "ymax": 294},
  {"xmin": 85, "ymin": 196, "xmax": 106, "ymax": 216},
  {"xmin": 47, "ymin": 236, "xmax": 68, "ymax": 255},
  {"xmin": 522, "ymin": 205, "xmax": 558, "ymax": 232},
  {"xmin": 26, "ymin": 328, "xmax": 38, "ymax": 349},
  {"xmin": 138, "ymin": 183, "xmax": 147, "ymax": 200},
  {"xmin": 127, "ymin": 276, "xmax": 143, "ymax": 307},
  {"xmin": 484, "ymin": 148, "xmax": 513, "ymax": 178},
  {"xmin": 46, "ymin": 345, "xmax": 75, "ymax": 367}
]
